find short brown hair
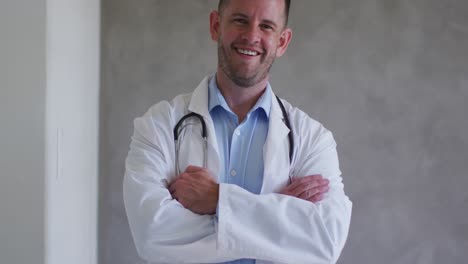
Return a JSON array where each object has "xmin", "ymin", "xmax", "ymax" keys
[{"xmin": 218, "ymin": 0, "xmax": 291, "ymax": 26}]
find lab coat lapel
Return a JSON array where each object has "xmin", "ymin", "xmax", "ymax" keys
[
  {"xmin": 261, "ymin": 94, "xmax": 291, "ymax": 193},
  {"xmin": 186, "ymin": 76, "xmax": 221, "ymax": 179}
]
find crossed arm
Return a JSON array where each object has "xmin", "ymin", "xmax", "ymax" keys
[{"xmin": 169, "ymin": 165, "xmax": 330, "ymax": 215}]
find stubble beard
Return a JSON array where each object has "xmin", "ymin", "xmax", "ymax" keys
[{"xmin": 217, "ymin": 40, "xmax": 275, "ymax": 88}]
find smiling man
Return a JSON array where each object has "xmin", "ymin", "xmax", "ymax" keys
[{"xmin": 123, "ymin": 0, "xmax": 352, "ymax": 263}]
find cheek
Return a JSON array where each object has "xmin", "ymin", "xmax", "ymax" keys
[
  {"xmin": 219, "ymin": 33, "xmax": 236, "ymax": 48},
  {"xmin": 220, "ymin": 27, "xmax": 239, "ymax": 43},
  {"xmin": 263, "ymin": 34, "xmax": 279, "ymax": 48},
  {"xmin": 264, "ymin": 38, "xmax": 279, "ymax": 54}
]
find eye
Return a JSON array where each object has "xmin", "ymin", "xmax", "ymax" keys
[
  {"xmin": 260, "ymin": 24, "xmax": 274, "ymax": 31},
  {"xmin": 233, "ymin": 18, "xmax": 248, "ymax": 24}
]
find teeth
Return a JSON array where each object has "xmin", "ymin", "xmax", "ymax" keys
[{"xmin": 237, "ymin": 48, "xmax": 258, "ymax": 56}]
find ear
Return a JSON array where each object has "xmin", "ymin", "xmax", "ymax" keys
[
  {"xmin": 209, "ymin": 10, "xmax": 221, "ymax": 41},
  {"xmin": 275, "ymin": 27, "xmax": 293, "ymax": 57}
]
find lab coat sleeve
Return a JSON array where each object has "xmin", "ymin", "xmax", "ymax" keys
[
  {"xmin": 216, "ymin": 117, "xmax": 352, "ymax": 264},
  {"xmin": 123, "ymin": 102, "xmax": 237, "ymax": 263}
]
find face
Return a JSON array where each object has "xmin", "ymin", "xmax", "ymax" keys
[{"xmin": 210, "ymin": 0, "xmax": 292, "ymax": 88}]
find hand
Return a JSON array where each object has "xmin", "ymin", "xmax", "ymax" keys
[
  {"xmin": 168, "ymin": 165, "xmax": 219, "ymax": 215},
  {"xmin": 279, "ymin": 175, "xmax": 329, "ymax": 203}
]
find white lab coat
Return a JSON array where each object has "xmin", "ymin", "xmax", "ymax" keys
[{"xmin": 123, "ymin": 76, "xmax": 352, "ymax": 264}]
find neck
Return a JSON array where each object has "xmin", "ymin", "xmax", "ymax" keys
[{"xmin": 215, "ymin": 71, "xmax": 268, "ymax": 123}]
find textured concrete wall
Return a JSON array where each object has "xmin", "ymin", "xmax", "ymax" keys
[{"xmin": 100, "ymin": 1, "xmax": 468, "ymax": 263}]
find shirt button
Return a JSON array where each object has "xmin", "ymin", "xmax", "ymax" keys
[
  {"xmin": 235, "ymin": 129, "xmax": 241, "ymax": 136},
  {"xmin": 230, "ymin": 169, "xmax": 237, "ymax": 176}
]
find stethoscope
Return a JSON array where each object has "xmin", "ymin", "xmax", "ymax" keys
[{"xmin": 173, "ymin": 95, "xmax": 294, "ymax": 180}]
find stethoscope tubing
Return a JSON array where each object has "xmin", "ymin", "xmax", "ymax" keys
[{"xmin": 173, "ymin": 95, "xmax": 293, "ymax": 182}]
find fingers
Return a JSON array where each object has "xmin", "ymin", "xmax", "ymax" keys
[
  {"xmin": 292, "ymin": 174, "xmax": 323, "ymax": 183},
  {"xmin": 297, "ymin": 185, "xmax": 329, "ymax": 201},
  {"xmin": 169, "ymin": 173, "xmax": 188, "ymax": 196},
  {"xmin": 280, "ymin": 174, "xmax": 331, "ymax": 203},
  {"xmin": 280, "ymin": 175, "xmax": 323, "ymax": 195},
  {"xmin": 169, "ymin": 172, "xmax": 196, "ymax": 195},
  {"xmin": 169, "ymin": 180, "xmax": 187, "ymax": 205},
  {"xmin": 295, "ymin": 178, "xmax": 329, "ymax": 195},
  {"xmin": 291, "ymin": 174, "xmax": 324, "ymax": 187},
  {"xmin": 282, "ymin": 175, "xmax": 320, "ymax": 193},
  {"xmin": 290, "ymin": 175, "xmax": 329, "ymax": 194},
  {"xmin": 168, "ymin": 178, "xmax": 178, "ymax": 195},
  {"xmin": 309, "ymin": 192, "xmax": 325, "ymax": 203},
  {"xmin": 168, "ymin": 167, "xmax": 219, "ymax": 215}
]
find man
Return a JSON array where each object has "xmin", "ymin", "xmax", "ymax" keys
[{"xmin": 123, "ymin": 0, "xmax": 352, "ymax": 263}]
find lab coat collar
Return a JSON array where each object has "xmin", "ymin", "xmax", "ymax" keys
[
  {"xmin": 188, "ymin": 76, "xmax": 211, "ymax": 119},
  {"xmin": 188, "ymin": 75, "xmax": 286, "ymax": 126},
  {"xmin": 262, "ymin": 89, "xmax": 291, "ymax": 192},
  {"xmin": 187, "ymin": 76, "xmax": 220, "ymax": 177}
]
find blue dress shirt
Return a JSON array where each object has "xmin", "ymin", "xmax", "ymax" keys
[{"xmin": 208, "ymin": 75, "xmax": 271, "ymax": 264}]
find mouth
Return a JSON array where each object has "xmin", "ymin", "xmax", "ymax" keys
[{"xmin": 235, "ymin": 47, "xmax": 261, "ymax": 57}]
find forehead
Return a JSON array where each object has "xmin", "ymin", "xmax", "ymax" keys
[{"xmin": 221, "ymin": 0, "xmax": 286, "ymax": 22}]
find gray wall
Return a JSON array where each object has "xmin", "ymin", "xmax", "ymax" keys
[
  {"xmin": 100, "ymin": 1, "xmax": 468, "ymax": 263},
  {"xmin": 0, "ymin": 1, "xmax": 46, "ymax": 263}
]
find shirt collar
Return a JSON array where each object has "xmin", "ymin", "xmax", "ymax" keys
[{"xmin": 208, "ymin": 74, "xmax": 272, "ymax": 118}]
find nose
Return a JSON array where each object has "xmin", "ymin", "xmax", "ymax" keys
[{"xmin": 240, "ymin": 24, "xmax": 261, "ymax": 44}]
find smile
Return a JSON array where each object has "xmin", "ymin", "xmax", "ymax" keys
[{"xmin": 236, "ymin": 48, "xmax": 259, "ymax": 56}]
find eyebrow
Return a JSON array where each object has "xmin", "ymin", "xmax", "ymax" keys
[{"xmin": 230, "ymin": 12, "xmax": 279, "ymax": 28}]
